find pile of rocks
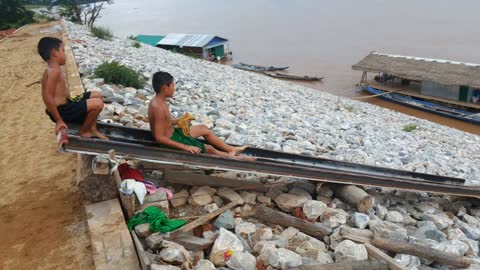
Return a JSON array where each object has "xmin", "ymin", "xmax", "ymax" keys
[
  {"xmin": 132, "ymin": 169, "xmax": 480, "ymax": 270},
  {"xmin": 62, "ymin": 20, "xmax": 480, "ymax": 186}
]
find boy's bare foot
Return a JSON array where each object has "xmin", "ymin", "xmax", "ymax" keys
[
  {"xmin": 92, "ymin": 130, "xmax": 109, "ymax": 140},
  {"xmin": 228, "ymin": 145, "xmax": 248, "ymax": 156},
  {"xmin": 229, "ymin": 153, "xmax": 256, "ymax": 161},
  {"xmin": 78, "ymin": 130, "xmax": 109, "ymax": 140}
]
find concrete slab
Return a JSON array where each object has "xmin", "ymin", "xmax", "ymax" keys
[{"xmin": 85, "ymin": 199, "xmax": 140, "ymax": 270}]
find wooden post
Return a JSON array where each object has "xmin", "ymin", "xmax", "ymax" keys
[
  {"xmin": 252, "ymin": 205, "xmax": 332, "ymax": 239},
  {"xmin": 331, "ymin": 184, "xmax": 373, "ymax": 213},
  {"xmin": 109, "ymin": 150, "xmax": 137, "ymax": 218}
]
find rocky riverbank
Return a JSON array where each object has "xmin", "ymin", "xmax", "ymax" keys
[
  {"xmin": 63, "ymin": 21, "xmax": 479, "ymax": 186},
  {"xmin": 63, "ymin": 20, "xmax": 480, "ymax": 270}
]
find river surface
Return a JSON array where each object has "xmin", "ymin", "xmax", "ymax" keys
[{"xmin": 96, "ymin": 0, "xmax": 480, "ymax": 134}]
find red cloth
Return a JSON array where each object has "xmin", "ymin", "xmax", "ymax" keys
[{"xmin": 118, "ymin": 163, "xmax": 144, "ymax": 181}]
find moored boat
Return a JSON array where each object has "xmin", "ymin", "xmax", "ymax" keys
[
  {"xmin": 265, "ymin": 72, "xmax": 323, "ymax": 81},
  {"xmin": 232, "ymin": 62, "xmax": 289, "ymax": 72},
  {"xmin": 363, "ymin": 86, "xmax": 480, "ymax": 124}
]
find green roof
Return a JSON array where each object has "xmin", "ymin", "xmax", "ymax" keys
[{"xmin": 135, "ymin": 35, "xmax": 165, "ymax": 47}]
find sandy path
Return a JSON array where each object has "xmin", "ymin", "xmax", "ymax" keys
[{"xmin": 0, "ymin": 22, "xmax": 94, "ymax": 269}]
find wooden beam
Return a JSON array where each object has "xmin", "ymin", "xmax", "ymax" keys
[
  {"xmin": 331, "ymin": 185, "xmax": 372, "ymax": 213},
  {"xmin": 298, "ymin": 260, "xmax": 388, "ymax": 270},
  {"xmin": 163, "ymin": 169, "xmax": 272, "ymax": 192},
  {"xmin": 252, "ymin": 205, "xmax": 332, "ymax": 239},
  {"xmin": 169, "ymin": 201, "xmax": 239, "ymax": 238},
  {"xmin": 131, "ymin": 231, "xmax": 151, "ymax": 270}
]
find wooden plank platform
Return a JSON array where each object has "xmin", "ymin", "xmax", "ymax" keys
[{"xmin": 85, "ymin": 199, "xmax": 140, "ymax": 270}]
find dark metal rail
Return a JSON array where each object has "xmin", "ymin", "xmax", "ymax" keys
[
  {"xmin": 62, "ymin": 134, "xmax": 480, "ymax": 198},
  {"xmin": 69, "ymin": 123, "xmax": 465, "ymax": 186}
]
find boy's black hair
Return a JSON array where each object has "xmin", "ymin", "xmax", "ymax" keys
[
  {"xmin": 152, "ymin": 71, "xmax": 174, "ymax": 93},
  {"xmin": 37, "ymin": 37, "xmax": 63, "ymax": 61}
]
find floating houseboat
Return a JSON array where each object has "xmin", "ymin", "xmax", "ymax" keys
[
  {"xmin": 352, "ymin": 52, "xmax": 480, "ymax": 124},
  {"xmin": 135, "ymin": 34, "xmax": 231, "ymax": 61}
]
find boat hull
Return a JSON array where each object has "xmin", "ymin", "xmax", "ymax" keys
[{"xmin": 363, "ymin": 86, "xmax": 480, "ymax": 125}]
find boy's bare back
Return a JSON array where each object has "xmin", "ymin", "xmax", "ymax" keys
[{"xmin": 41, "ymin": 67, "xmax": 69, "ymax": 107}]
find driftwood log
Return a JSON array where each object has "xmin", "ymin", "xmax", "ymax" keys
[
  {"xmin": 331, "ymin": 184, "xmax": 373, "ymax": 213},
  {"xmin": 298, "ymin": 260, "xmax": 388, "ymax": 270},
  {"xmin": 341, "ymin": 228, "xmax": 471, "ymax": 269},
  {"xmin": 252, "ymin": 205, "xmax": 332, "ymax": 239},
  {"xmin": 371, "ymin": 237, "xmax": 471, "ymax": 269}
]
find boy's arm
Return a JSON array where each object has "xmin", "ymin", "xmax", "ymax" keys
[
  {"xmin": 42, "ymin": 69, "xmax": 67, "ymax": 133},
  {"xmin": 153, "ymin": 109, "xmax": 201, "ymax": 154}
]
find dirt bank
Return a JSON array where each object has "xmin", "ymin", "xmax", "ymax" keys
[{"xmin": 0, "ymin": 21, "xmax": 94, "ymax": 269}]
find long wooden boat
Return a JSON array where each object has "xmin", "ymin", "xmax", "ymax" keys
[
  {"xmin": 363, "ymin": 86, "xmax": 480, "ymax": 124},
  {"xmin": 232, "ymin": 62, "xmax": 289, "ymax": 72},
  {"xmin": 265, "ymin": 72, "xmax": 324, "ymax": 81}
]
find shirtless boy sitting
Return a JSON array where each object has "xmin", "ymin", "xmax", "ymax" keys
[
  {"xmin": 37, "ymin": 37, "xmax": 107, "ymax": 139},
  {"xmin": 148, "ymin": 71, "xmax": 252, "ymax": 160}
]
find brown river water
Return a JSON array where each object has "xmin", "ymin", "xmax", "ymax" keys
[{"xmin": 96, "ymin": 0, "xmax": 480, "ymax": 135}]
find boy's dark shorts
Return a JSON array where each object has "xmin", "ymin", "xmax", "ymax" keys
[{"xmin": 45, "ymin": 92, "xmax": 91, "ymax": 124}]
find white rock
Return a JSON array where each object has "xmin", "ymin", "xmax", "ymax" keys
[
  {"xmin": 257, "ymin": 195, "xmax": 272, "ymax": 205},
  {"xmin": 158, "ymin": 247, "xmax": 185, "ymax": 264},
  {"xmin": 279, "ymin": 227, "xmax": 299, "ymax": 240},
  {"xmin": 302, "ymin": 200, "xmax": 328, "ymax": 220},
  {"xmin": 151, "ymin": 265, "xmax": 181, "ymax": 270},
  {"xmin": 204, "ymin": 203, "xmax": 219, "ymax": 213},
  {"xmin": 209, "ymin": 228, "xmax": 244, "ymax": 266},
  {"xmin": 216, "ymin": 187, "xmax": 245, "ymax": 204},
  {"xmin": 259, "ymin": 248, "xmax": 302, "ymax": 270},
  {"xmin": 188, "ymin": 186, "xmax": 216, "ymax": 206},
  {"xmin": 393, "ymin": 254, "xmax": 421, "ymax": 270},
  {"xmin": 193, "ymin": 259, "xmax": 216, "ymax": 270},
  {"xmin": 274, "ymin": 193, "xmax": 309, "ymax": 212},
  {"xmin": 334, "ymin": 240, "xmax": 368, "ymax": 262},
  {"xmin": 320, "ymin": 208, "xmax": 349, "ymax": 228},
  {"xmin": 386, "ymin": 211, "xmax": 404, "ymax": 223},
  {"xmin": 235, "ymin": 221, "xmax": 257, "ymax": 235},
  {"xmin": 352, "ymin": 212, "xmax": 370, "ymax": 229},
  {"xmin": 170, "ymin": 189, "xmax": 189, "ymax": 208},
  {"xmin": 239, "ymin": 191, "xmax": 257, "ymax": 204},
  {"xmin": 226, "ymin": 251, "xmax": 256, "ymax": 270}
]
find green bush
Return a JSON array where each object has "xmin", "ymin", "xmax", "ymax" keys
[
  {"xmin": 0, "ymin": 0, "xmax": 35, "ymax": 30},
  {"xmin": 132, "ymin": 41, "xmax": 141, "ymax": 48},
  {"xmin": 94, "ymin": 61, "xmax": 145, "ymax": 88},
  {"xmin": 403, "ymin": 124, "xmax": 417, "ymax": 132},
  {"xmin": 91, "ymin": 26, "xmax": 113, "ymax": 40}
]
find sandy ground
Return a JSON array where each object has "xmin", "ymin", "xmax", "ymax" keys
[{"xmin": 0, "ymin": 22, "xmax": 94, "ymax": 269}]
